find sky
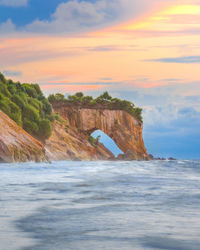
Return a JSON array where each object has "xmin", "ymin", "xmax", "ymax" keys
[{"xmin": 1, "ymin": 0, "xmax": 200, "ymax": 159}]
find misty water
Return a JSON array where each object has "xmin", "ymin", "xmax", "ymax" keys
[{"xmin": 1, "ymin": 160, "xmax": 200, "ymax": 250}]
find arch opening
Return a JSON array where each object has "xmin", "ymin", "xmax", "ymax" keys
[{"xmin": 91, "ymin": 130, "xmax": 124, "ymax": 157}]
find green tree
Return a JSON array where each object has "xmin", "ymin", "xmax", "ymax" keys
[
  {"xmin": 99, "ymin": 91, "xmax": 112, "ymax": 100},
  {"xmin": 11, "ymin": 94, "xmax": 26, "ymax": 109},
  {"xmin": 23, "ymin": 118, "xmax": 39, "ymax": 135},
  {"xmin": 81, "ymin": 96, "xmax": 93, "ymax": 104},
  {"xmin": 22, "ymin": 104, "xmax": 39, "ymax": 122},
  {"xmin": 0, "ymin": 73, "xmax": 54, "ymax": 140},
  {"xmin": 48, "ymin": 94, "xmax": 56, "ymax": 103},
  {"xmin": 0, "ymin": 83, "xmax": 11, "ymax": 97},
  {"xmin": 38, "ymin": 119, "xmax": 52, "ymax": 141},
  {"xmin": 0, "ymin": 72, "xmax": 6, "ymax": 83},
  {"xmin": 75, "ymin": 92, "xmax": 84, "ymax": 98},
  {"xmin": 55, "ymin": 93, "xmax": 65, "ymax": 101},
  {"xmin": 23, "ymin": 84, "xmax": 37, "ymax": 98}
]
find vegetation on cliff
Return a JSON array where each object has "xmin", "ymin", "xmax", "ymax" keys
[
  {"xmin": 48, "ymin": 91, "xmax": 143, "ymax": 122},
  {"xmin": 0, "ymin": 73, "xmax": 52, "ymax": 141},
  {"xmin": 0, "ymin": 71, "xmax": 143, "ymax": 144},
  {"xmin": 88, "ymin": 135, "xmax": 101, "ymax": 147}
]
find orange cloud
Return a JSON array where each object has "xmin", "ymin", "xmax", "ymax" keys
[
  {"xmin": 40, "ymin": 84, "xmax": 105, "ymax": 94},
  {"xmin": 116, "ymin": 3, "xmax": 200, "ymax": 34},
  {"xmin": 2, "ymin": 1, "xmax": 200, "ymax": 95}
]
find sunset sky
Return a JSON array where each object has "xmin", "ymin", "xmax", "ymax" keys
[{"xmin": 1, "ymin": 0, "xmax": 200, "ymax": 158}]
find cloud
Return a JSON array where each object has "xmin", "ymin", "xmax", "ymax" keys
[
  {"xmin": 0, "ymin": 0, "xmax": 178, "ymax": 35},
  {"xmin": 87, "ymin": 45, "xmax": 139, "ymax": 52},
  {"xmin": 0, "ymin": 0, "xmax": 28, "ymax": 7},
  {"xmin": 40, "ymin": 81, "xmax": 122, "ymax": 86},
  {"xmin": 2, "ymin": 0, "xmax": 163, "ymax": 34},
  {"xmin": 84, "ymin": 83, "xmax": 200, "ymax": 159},
  {"xmin": 0, "ymin": 39, "xmax": 77, "ymax": 67},
  {"xmin": 148, "ymin": 56, "xmax": 200, "ymax": 63},
  {"xmin": 99, "ymin": 77, "xmax": 113, "ymax": 81},
  {"xmin": 143, "ymin": 105, "xmax": 200, "ymax": 158},
  {"xmin": 0, "ymin": 19, "xmax": 16, "ymax": 33},
  {"xmin": 2, "ymin": 70, "xmax": 22, "ymax": 77}
]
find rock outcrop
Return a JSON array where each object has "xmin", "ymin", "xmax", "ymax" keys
[
  {"xmin": 0, "ymin": 110, "xmax": 47, "ymax": 163},
  {"xmin": 0, "ymin": 103, "xmax": 149, "ymax": 162},
  {"xmin": 52, "ymin": 104, "xmax": 149, "ymax": 160},
  {"xmin": 45, "ymin": 121, "xmax": 114, "ymax": 161}
]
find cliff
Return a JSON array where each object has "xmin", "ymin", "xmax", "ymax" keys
[
  {"xmin": 0, "ymin": 103, "xmax": 148, "ymax": 162},
  {"xmin": 0, "ymin": 110, "xmax": 47, "ymax": 163},
  {"xmin": 0, "ymin": 73, "xmax": 148, "ymax": 162},
  {"xmin": 52, "ymin": 104, "xmax": 149, "ymax": 160},
  {"xmin": 45, "ymin": 121, "xmax": 114, "ymax": 161}
]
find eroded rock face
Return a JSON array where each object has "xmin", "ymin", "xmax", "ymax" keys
[
  {"xmin": 45, "ymin": 121, "xmax": 114, "ymax": 161},
  {"xmin": 53, "ymin": 106, "xmax": 149, "ymax": 160},
  {"xmin": 0, "ymin": 110, "xmax": 47, "ymax": 163},
  {"xmin": 0, "ymin": 104, "xmax": 149, "ymax": 162}
]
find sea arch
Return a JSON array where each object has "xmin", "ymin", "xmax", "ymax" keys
[
  {"xmin": 91, "ymin": 130, "xmax": 123, "ymax": 157},
  {"xmin": 53, "ymin": 106, "xmax": 149, "ymax": 160}
]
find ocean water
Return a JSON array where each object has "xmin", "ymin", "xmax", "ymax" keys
[{"xmin": 0, "ymin": 160, "xmax": 200, "ymax": 250}]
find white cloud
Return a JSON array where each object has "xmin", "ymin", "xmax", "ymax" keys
[
  {"xmin": 0, "ymin": 0, "xmax": 28, "ymax": 7},
  {"xmin": 25, "ymin": 0, "xmax": 158, "ymax": 34},
  {"xmin": 2, "ymin": 70, "xmax": 22, "ymax": 77},
  {"xmin": 0, "ymin": 0, "xmax": 176, "ymax": 34},
  {"xmin": 0, "ymin": 19, "xmax": 16, "ymax": 33}
]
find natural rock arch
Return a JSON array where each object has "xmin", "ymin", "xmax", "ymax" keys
[
  {"xmin": 91, "ymin": 129, "xmax": 124, "ymax": 156},
  {"xmin": 53, "ymin": 105, "xmax": 149, "ymax": 160}
]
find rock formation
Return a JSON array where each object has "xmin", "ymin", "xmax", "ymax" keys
[
  {"xmin": 45, "ymin": 121, "xmax": 114, "ymax": 161},
  {"xmin": 0, "ymin": 72, "xmax": 149, "ymax": 162},
  {"xmin": 52, "ymin": 104, "xmax": 149, "ymax": 160},
  {"xmin": 0, "ymin": 110, "xmax": 47, "ymax": 163},
  {"xmin": 0, "ymin": 103, "xmax": 149, "ymax": 162}
]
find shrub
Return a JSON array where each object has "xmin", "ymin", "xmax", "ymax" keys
[
  {"xmin": 81, "ymin": 96, "xmax": 93, "ymax": 104},
  {"xmin": 42, "ymin": 99, "xmax": 52, "ymax": 115},
  {"xmin": 38, "ymin": 119, "xmax": 52, "ymax": 141},
  {"xmin": 28, "ymin": 98, "xmax": 42, "ymax": 110},
  {"xmin": 48, "ymin": 94, "xmax": 56, "ymax": 103},
  {"xmin": 32, "ymin": 84, "xmax": 43, "ymax": 96},
  {"xmin": 22, "ymin": 104, "xmax": 39, "ymax": 122},
  {"xmin": 88, "ymin": 136, "xmax": 96, "ymax": 147},
  {"xmin": 23, "ymin": 118, "xmax": 39, "ymax": 135},
  {"xmin": 8, "ymin": 101, "xmax": 22, "ymax": 125},
  {"xmin": 0, "ymin": 83, "xmax": 11, "ymax": 98},
  {"xmin": 68, "ymin": 95, "xmax": 79, "ymax": 103},
  {"xmin": 11, "ymin": 94, "xmax": 26, "ymax": 109},
  {"xmin": 98, "ymin": 91, "xmax": 112, "ymax": 101},
  {"xmin": 0, "ymin": 72, "xmax": 6, "ymax": 84},
  {"xmin": 75, "ymin": 92, "xmax": 84, "ymax": 98},
  {"xmin": 7, "ymin": 84, "xmax": 17, "ymax": 95},
  {"xmin": 0, "ymin": 73, "xmax": 54, "ymax": 140},
  {"xmin": 88, "ymin": 135, "xmax": 100, "ymax": 147},
  {"xmin": 89, "ymin": 100, "xmax": 96, "ymax": 106},
  {"xmin": 23, "ymin": 84, "xmax": 37, "ymax": 98},
  {"xmin": 65, "ymin": 124, "xmax": 69, "ymax": 132},
  {"xmin": 0, "ymin": 97, "xmax": 22, "ymax": 125},
  {"xmin": 0, "ymin": 99, "xmax": 11, "ymax": 116},
  {"xmin": 48, "ymin": 90, "xmax": 143, "ymax": 123}
]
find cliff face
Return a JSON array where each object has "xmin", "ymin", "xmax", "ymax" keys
[
  {"xmin": 52, "ymin": 105, "xmax": 149, "ymax": 160},
  {"xmin": 45, "ymin": 121, "xmax": 114, "ymax": 161},
  {"xmin": 0, "ymin": 110, "xmax": 47, "ymax": 163},
  {"xmin": 0, "ymin": 104, "xmax": 148, "ymax": 162}
]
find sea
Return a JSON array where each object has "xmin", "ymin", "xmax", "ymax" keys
[{"xmin": 0, "ymin": 160, "xmax": 200, "ymax": 250}]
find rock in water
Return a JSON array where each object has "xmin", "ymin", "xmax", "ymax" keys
[{"xmin": 52, "ymin": 104, "xmax": 149, "ymax": 160}]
